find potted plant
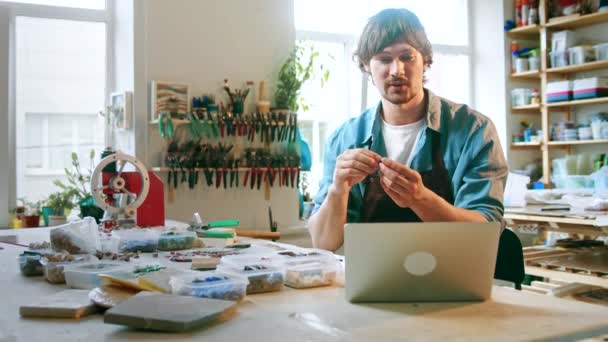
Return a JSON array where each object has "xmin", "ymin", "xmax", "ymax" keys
[
  {"xmin": 18, "ymin": 198, "xmax": 43, "ymax": 228},
  {"xmin": 45, "ymin": 190, "xmax": 77, "ymax": 226},
  {"xmin": 273, "ymin": 41, "xmax": 330, "ymax": 113},
  {"xmin": 54, "ymin": 150, "xmax": 104, "ymax": 223}
]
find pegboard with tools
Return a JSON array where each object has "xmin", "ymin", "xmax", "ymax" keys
[{"xmin": 151, "ymin": 79, "xmax": 302, "ymax": 194}]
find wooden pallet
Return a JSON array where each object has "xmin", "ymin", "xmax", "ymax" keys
[{"xmin": 526, "ymin": 251, "xmax": 608, "ymax": 277}]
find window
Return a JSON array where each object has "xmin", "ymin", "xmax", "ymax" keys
[
  {"xmin": 0, "ymin": 1, "xmax": 111, "ymax": 212},
  {"xmin": 295, "ymin": 0, "xmax": 471, "ymax": 196},
  {"xmin": 0, "ymin": 0, "xmax": 105, "ymax": 10}
]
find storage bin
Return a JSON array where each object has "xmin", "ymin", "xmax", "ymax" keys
[
  {"xmin": 572, "ymin": 77, "xmax": 608, "ymax": 100},
  {"xmin": 568, "ymin": 46, "xmax": 595, "ymax": 65},
  {"xmin": 41, "ymin": 254, "xmax": 96, "ymax": 284},
  {"xmin": 551, "ymin": 30, "xmax": 577, "ymax": 52},
  {"xmin": 593, "ymin": 166, "xmax": 608, "ymax": 199},
  {"xmin": 112, "ymin": 228, "xmax": 160, "ymax": 253},
  {"xmin": 18, "ymin": 253, "xmax": 43, "ymax": 277},
  {"xmin": 594, "ymin": 43, "xmax": 608, "ymax": 61},
  {"xmin": 511, "ymin": 88, "xmax": 533, "ymax": 106},
  {"xmin": 546, "ymin": 80, "xmax": 572, "ymax": 102},
  {"xmin": 216, "ymin": 263, "xmax": 285, "ymax": 294},
  {"xmin": 552, "ymin": 175, "xmax": 594, "ymax": 189},
  {"xmin": 549, "ymin": 50, "xmax": 569, "ymax": 68},
  {"xmin": 170, "ymin": 272, "xmax": 248, "ymax": 301},
  {"xmin": 64, "ymin": 262, "xmax": 133, "ymax": 289},
  {"xmin": 274, "ymin": 248, "xmax": 336, "ymax": 266},
  {"xmin": 284, "ymin": 261, "xmax": 337, "ymax": 289},
  {"xmin": 157, "ymin": 231, "xmax": 196, "ymax": 251},
  {"xmin": 528, "ymin": 56, "xmax": 540, "ymax": 71}
]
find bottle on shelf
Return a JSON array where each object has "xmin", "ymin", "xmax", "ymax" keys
[
  {"xmin": 531, "ymin": 88, "xmax": 540, "ymax": 105},
  {"xmin": 511, "ymin": 40, "xmax": 520, "ymax": 74},
  {"xmin": 515, "ymin": 0, "xmax": 522, "ymax": 27},
  {"xmin": 528, "ymin": 0, "xmax": 538, "ymax": 25},
  {"xmin": 521, "ymin": 0, "xmax": 529, "ymax": 26}
]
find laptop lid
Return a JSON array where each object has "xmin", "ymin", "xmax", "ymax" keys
[{"xmin": 344, "ymin": 222, "xmax": 501, "ymax": 303}]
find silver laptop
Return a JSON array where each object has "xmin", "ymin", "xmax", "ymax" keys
[{"xmin": 344, "ymin": 222, "xmax": 501, "ymax": 303}]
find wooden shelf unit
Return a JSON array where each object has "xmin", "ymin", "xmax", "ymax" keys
[
  {"xmin": 511, "ymin": 104, "xmax": 542, "ymax": 112},
  {"xmin": 546, "ymin": 60, "xmax": 608, "ymax": 75},
  {"xmin": 506, "ymin": 1, "xmax": 608, "ymax": 185},
  {"xmin": 547, "ymin": 139, "xmax": 608, "ymax": 146},
  {"xmin": 511, "ymin": 70, "xmax": 542, "ymax": 79},
  {"xmin": 506, "ymin": 24, "xmax": 541, "ymax": 38},
  {"xmin": 512, "ymin": 141, "xmax": 542, "ymax": 149},
  {"xmin": 545, "ymin": 97, "xmax": 608, "ymax": 108},
  {"xmin": 544, "ymin": 11, "xmax": 608, "ymax": 29}
]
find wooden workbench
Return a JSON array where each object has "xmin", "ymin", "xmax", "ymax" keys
[
  {"xmin": 2, "ymin": 228, "xmax": 608, "ymax": 341},
  {"xmin": 505, "ymin": 207, "xmax": 608, "ymax": 288}
]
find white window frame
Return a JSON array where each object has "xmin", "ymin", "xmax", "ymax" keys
[
  {"xmin": 24, "ymin": 112, "xmax": 104, "ymax": 176},
  {"xmin": 0, "ymin": 0, "xmax": 113, "ymax": 226}
]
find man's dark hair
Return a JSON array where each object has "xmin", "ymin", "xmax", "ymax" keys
[{"xmin": 353, "ymin": 8, "xmax": 433, "ymax": 73}]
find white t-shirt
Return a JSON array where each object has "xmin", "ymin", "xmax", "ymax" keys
[{"xmin": 381, "ymin": 118, "xmax": 425, "ymax": 166}]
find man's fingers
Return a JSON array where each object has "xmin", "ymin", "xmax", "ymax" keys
[
  {"xmin": 335, "ymin": 168, "xmax": 368, "ymax": 183},
  {"xmin": 340, "ymin": 159, "xmax": 377, "ymax": 174},
  {"xmin": 381, "ymin": 158, "xmax": 422, "ymax": 183},
  {"xmin": 341, "ymin": 149, "xmax": 382, "ymax": 167},
  {"xmin": 379, "ymin": 163, "xmax": 410, "ymax": 190},
  {"xmin": 380, "ymin": 171, "xmax": 408, "ymax": 194}
]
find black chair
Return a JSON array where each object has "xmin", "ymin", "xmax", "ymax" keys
[{"xmin": 494, "ymin": 228, "xmax": 525, "ymax": 290}]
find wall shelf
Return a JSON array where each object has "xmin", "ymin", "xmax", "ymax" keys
[
  {"xmin": 511, "ymin": 104, "xmax": 541, "ymax": 112},
  {"xmin": 547, "ymin": 139, "xmax": 608, "ymax": 147},
  {"xmin": 511, "ymin": 70, "xmax": 541, "ymax": 79},
  {"xmin": 546, "ymin": 60, "xmax": 608, "ymax": 75},
  {"xmin": 544, "ymin": 11, "xmax": 608, "ymax": 30},
  {"xmin": 545, "ymin": 97, "xmax": 608, "ymax": 108},
  {"xmin": 511, "ymin": 141, "xmax": 542, "ymax": 149},
  {"xmin": 506, "ymin": 25, "xmax": 541, "ymax": 38}
]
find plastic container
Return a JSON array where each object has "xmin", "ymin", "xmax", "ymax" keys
[
  {"xmin": 547, "ymin": 80, "xmax": 572, "ymax": 102},
  {"xmin": 515, "ymin": 57, "xmax": 529, "ymax": 73},
  {"xmin": 568, "ymin": 46, "xmax": 595, "ymax": 65},
  {"xmin": 572, "ymin": 77, "xmax": 608, "ymax": 100},
  {"xmin": 593, "ymin": 166, "xmax": 608, "ymax": 199},
  {"xmin": 578, "ymin": 125, "xmax": 593, "ymax": 141},
  {"xmin": 112, "ymin": 229, "xmax": 159, "ymax": 253},
  {"xmin": 528, "ymin": 56, "xmax": 540, "ymax": 71},
  {"xmin": 41, "ymin": 254, "xmax": 96, "ymax": 284},
  {"xmin": 170, "ymin": 272, "xmax": 248, "ymax": 301},
  {"xmin": 552, "ymin": 175, "xmax": 594, "ymax": 189},
  {"xmin": 157, "ymin": 231, "xmax": 196, "ymax": 251},
  {"xmin": 18, "ymin": 253, "xmax": 43, "ymax": 277},
  {"xmin": 549, "ymin": 51, "xmax": 569, "ymax": 68},
  {"xmin": 511, "ymin": 88, "xmax": 533, "ymax": 107},
  {"xmin": 594, "ymin": 43, "xmax": 608, "ymax": 61},
  {"xmin": 274, "ymin": 248, "xmax": 336, "ymax": 265},
  {"xmin": 64, "ymin": 262, "xmax": 133, "ymax": 289},
  {"xmin": 217, "ymin": 263, "xmax": 284, "ymax": 294},
  {"xmin": 284, "ymin": 261, "xmax": 337, "ymax": 289}
]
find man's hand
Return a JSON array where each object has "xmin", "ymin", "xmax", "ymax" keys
[
  {"xmin": 379, "ymin": 158, "xmax": 430, "ymax": 208},
  {"xmin": 332, "ymin": 149, "xmax": 382, "ymax": 194}
]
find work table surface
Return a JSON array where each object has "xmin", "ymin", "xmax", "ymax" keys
[{"xmin": 1, "ymin": 228, "xmax": 608, "ymax": 341}]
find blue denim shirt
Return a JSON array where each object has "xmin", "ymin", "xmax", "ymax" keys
[{"xmin": 312, "ymin": 89, "xmax": 509, "ymax": 223}]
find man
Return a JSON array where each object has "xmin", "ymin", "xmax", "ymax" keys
[{"xmin": 308, "ymin": 8, "xmax": 508, "ymax": 252}]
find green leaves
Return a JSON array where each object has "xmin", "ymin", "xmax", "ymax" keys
[{"xmin": 273, "ymin": 41, "xmax": 331, "ymax": 112}]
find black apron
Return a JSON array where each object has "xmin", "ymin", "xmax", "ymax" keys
[{"xmin": 361, "ymin": 130, "xmax": 453, "ymax": 222}]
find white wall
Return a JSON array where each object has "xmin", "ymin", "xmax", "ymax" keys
[
  {"xmin": 471, "ymin": 0, "xmax": 509, "ymax": 158},
  {"xmin": 132, "ymin": 0, "xmax": 300, "ymax": 229},
  {"xmin": 110, "ymin": 0, "xmax": 135, "ymax": 154},
  {"xmin": 0, "ymin": 7, "xmax": 11, "ymax": 226}
]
